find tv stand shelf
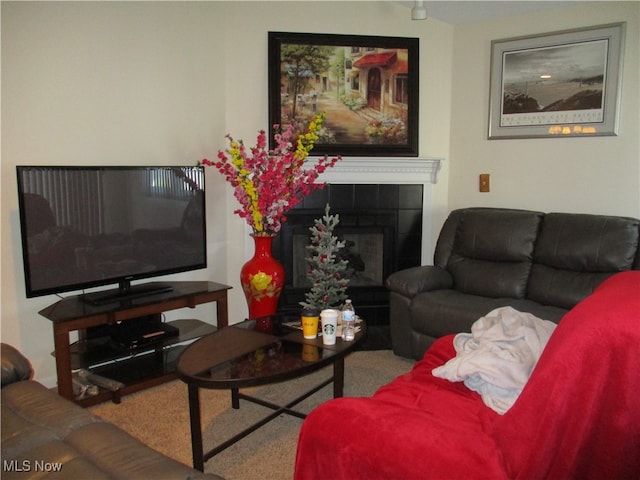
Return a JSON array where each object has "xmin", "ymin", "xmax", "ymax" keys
[
  {"xmin": 68, "ymin": 319, "xmax": 214, "ymax": 370},
  {"xmin": 39, "ymin": 281, "xmax": 231, "ymax": 407}
]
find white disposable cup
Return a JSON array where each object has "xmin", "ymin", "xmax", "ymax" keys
[{"xmin": 320, "ymin": 309, "xmax": 339, "ymax": 345}]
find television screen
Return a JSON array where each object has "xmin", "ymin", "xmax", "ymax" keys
[{"xmin": 16, "ymin": 166, "xmax": 206, "ymax": 303}]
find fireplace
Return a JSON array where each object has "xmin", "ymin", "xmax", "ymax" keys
[{"xmin": 272, "ymin": 183, "xmax": 424, "ymax": 328}]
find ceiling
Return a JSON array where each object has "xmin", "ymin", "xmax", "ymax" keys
[{"xmin": 398, "ymin": 1, "xmax": 579, "ymax": 25}]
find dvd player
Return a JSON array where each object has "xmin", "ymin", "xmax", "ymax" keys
[{"xmin": 111, "ymin": 318, "xmax": 179, "ymax": 350}]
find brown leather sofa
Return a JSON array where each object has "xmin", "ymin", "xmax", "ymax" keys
[
  {"xmin": 1, "ymin": 343, "xmax": 222, "ymax": 480},
  {"xmin": 386, "ymin": 207, "xmax": 640, "ymax": 359}
]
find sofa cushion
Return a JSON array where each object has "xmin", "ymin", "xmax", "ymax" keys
[
  {"xmin": 447, "ymin": 208, "xmax": 543, "ymax": 298},
  {"xmin": 410, "ymin": 290, "xmax": 567, "ymax": 341},
  {"xmin": 528, "ymin": 213, "xmax": 640, "ymax": 308},
  {"xmin": 2, "ymin": 381, "xmax": 101, "ymax": 459}
]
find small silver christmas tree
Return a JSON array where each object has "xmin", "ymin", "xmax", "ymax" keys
[{"xmin": 300, "ymin": 204, "xmax": 349, "ymax": 311}]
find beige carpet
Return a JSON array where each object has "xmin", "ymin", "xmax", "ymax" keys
[{"xmin": 90, "ymin": 350, "xmax": 414, "ymax": 480}]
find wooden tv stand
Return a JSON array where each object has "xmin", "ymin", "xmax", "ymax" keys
[{"xmin": 39, "ymin": 281, "xmax": 231, "ymax": 407}]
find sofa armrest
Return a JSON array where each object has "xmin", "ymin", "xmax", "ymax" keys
[
  {"xmin": 1, "ymin": 344, "xmax": 33, "ymax": 387},
  {"xmin": 386, "ymin": 266, "xmax": 453, "ymax": 298}
]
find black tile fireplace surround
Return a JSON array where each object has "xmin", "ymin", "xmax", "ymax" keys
[{"xmin": 272, "ymin": 183, "xmax": 423, "ymax": 336}]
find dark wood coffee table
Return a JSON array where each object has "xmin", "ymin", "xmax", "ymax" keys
[{"xmin": 177, "ymin": 316, "xmax": 366, "ymax": 471}]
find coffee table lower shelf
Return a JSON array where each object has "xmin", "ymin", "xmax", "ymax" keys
[{"xmin": 194, "ymin": 374, "xmax": 334, "ymax": 467}]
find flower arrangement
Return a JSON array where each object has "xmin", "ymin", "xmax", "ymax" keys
[{"xmin": 200, "ymin": 113, "xmax": 340, "ymax": 235}]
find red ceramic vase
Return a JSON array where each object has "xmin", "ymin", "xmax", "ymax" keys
[{"xmin": 240, "ymin": 234, "xmax": 285, "ymax": 319}]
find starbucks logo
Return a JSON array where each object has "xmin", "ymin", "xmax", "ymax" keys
[{"xmin": 323, "ymin": 324, "xmax": 335, "ymax": 335}]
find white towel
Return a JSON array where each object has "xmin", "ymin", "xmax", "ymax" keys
[{"xmin": 432, "ymin": 306, "xmax": 556, "ymax": 414}]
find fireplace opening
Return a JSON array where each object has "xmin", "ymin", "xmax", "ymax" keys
[
  {"xmin": 272, "ymin": 183, "xmax": 424, "ymax": 334},
  {"xmin": 293, "ymin": 230, "xmax": 386, "ymax": 288}
]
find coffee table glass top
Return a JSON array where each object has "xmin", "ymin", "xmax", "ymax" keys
[{"xmin": 177, "ymin": 316, "xmax": 365, "ymax": 388}]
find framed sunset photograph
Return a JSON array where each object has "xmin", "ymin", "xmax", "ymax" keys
[{"xmin": 488, "ymin": 23, "xmax": 625, "ymax": 139}]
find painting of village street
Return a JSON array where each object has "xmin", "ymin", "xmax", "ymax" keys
[
  {"xmin": 270, "ymin": 33, "xmax": 418, "ymax": 156},
  {"xmin": 501, "ymin": 39, "xmax": 608, "ymax": 124}
]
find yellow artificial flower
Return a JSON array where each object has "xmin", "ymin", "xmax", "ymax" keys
[{"xmin": 209, "ymin": 111, "xmax": 340, "ymax": 235}]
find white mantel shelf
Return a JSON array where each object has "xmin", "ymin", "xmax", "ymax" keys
[{"xmin": 311, "ymin": 157, "xmax": 443, "ymax": 185}]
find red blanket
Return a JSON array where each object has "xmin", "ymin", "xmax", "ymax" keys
[
  {"xmin": 294, "ymin": 271, "xmax": 640, "ymax": 479},
  {"xmin": 494, "ymin": 270, "xmax": 640, "ymax": 479}
]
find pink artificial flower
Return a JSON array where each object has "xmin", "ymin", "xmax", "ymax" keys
[{"xmin": 201, "ymin": 113, "xmax": 341, "ymax": 235}]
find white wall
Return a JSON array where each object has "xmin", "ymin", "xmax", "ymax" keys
[
  {"xmin": 1, "ymin": 1, "xmax": 453, "ymax": 384},
  {"xmin": 449, "ymin": 1, "xmax": 640, "ymax": 217}
]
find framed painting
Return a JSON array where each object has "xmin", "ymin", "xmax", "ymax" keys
[
  {"xmin": 488, "ymin": 23, "xmax": 625, "ymax": 139},
  {"xmin": 268, "ymin": 32, "xmax": 419, "ymax": 156}
]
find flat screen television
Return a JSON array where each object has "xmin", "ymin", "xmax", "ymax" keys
[{"xmin": 16, "ymin": 166, "xmax": 206, "ymax": 305}]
